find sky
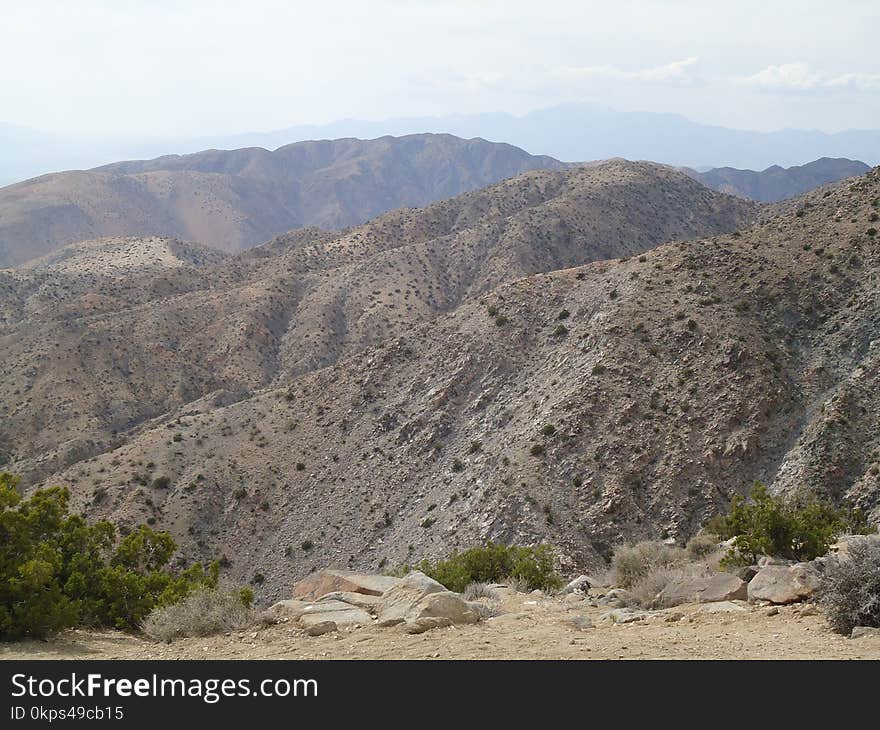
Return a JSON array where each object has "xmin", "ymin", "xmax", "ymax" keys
[{"xmin": 1, "ymin": 0, "xmax": 878, "ymax": 138}]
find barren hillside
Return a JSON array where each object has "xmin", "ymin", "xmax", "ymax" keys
[
  {"xmin": 0, "ymin": 134, "xmax": 565, "ymax": 267},
  {"xmin": 11, "ymin": 165, "xmax": 877, "ymax": 603},
  {"xmin": 0, "ymin": 160, "xmax": 753, "ymax": 484}
]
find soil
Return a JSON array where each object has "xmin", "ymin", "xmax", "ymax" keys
[{"xmin": 3, "ymin": 591, "xmax": 877, "ymax": 661}]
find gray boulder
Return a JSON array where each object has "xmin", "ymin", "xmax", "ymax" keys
[
  {"xmin": 305, "ymin": 621, "xmax": 337, "ymax": 636},
  {"xmin": 747, "ymin": 563, "xmax": 820, "ymax": 604},
  {"xmin": 850, "ymin": 626, "xmax": 880, "ymax": 639},
  {"xmin": 376, "ymin": 571, "xmax": 448, "ymax": 626},
  {"xmin": 656, "ymin": 572, "xmax": 748, "ymax": 606},
  {"xmin": 297, "ymin": 600, "xmax": 374, "ymax": 629}
]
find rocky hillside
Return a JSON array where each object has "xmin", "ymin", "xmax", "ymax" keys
[
  {"xmin": 0, "ymin": 160, "xmax": 754, "ymax": 486},
  {"xmin": 0, "ymin": 134, "xmax": 564, "ymax": 268},
  {"xmin": 691, "ymin": 157, "xmax": 870, "ymax": 203},
  {"xmin": 13, "ymin": 164, "xmax": 876, "ymax": 603}
]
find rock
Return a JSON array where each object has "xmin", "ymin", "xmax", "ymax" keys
[
  {"xmin": 298, "ymin": 600, "xmax": 374, "ymax": 629},
  {"xmin": 291, "ymin": 570, "xmax": 400, "ymax": 601},
  {"xmin": 599, "ymin": 608, "xmax": 647, "ymax": 624},
  {"xmin": 850, "ymin": 626, "xmax": 880, "ymax": 639},
  {"xmin": 596, "ymin": 588, "xmax": 634, "ymax": 607},
  {"xmin": 305, "ymin": 621, "xmax": 337, "ymax": 636},
  {"xmin": 832, "ymin": 534, "xmax": 880, "ymax": 561},
  {"xmin": 747, "ymin": 563, "xmax": 820, "ymax": 604},
  {"xmin": 656, "ymin": 572, "xmax": 748, "ymax": 606},
  {"xmin": 563, "ymin": 615, "xmax": 594, "ymax": 631},
  {"xmin": 407, "ymin": 591, "xmax": 480, "ymax": 625},
  {"xmin": 266, "ymin": 599, "xmax": 314, "ymax": 619},
  {"xmin": 404, "ymin": 617, "xmax": 453, "ymax": 634},
  {"xmin": 757, "ymin": 556, "xmax": 794, "ymax": 567},
  {"xmin": 559, "ymin": 574, "xmax": 609, "ymax": 594},
  {"xmin": 696, "ymin": 601, "xmax": 747, "ymax": 614},
  {"xmin": 316, "ymin": 591, "xmax": 384, "ymax": 611},
  {"xmin": 376, "ymin": 571, "xmax": 451, "ymax": 626}
]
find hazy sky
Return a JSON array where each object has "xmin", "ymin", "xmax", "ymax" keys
[{"xmin": 2, "ymin": 0, "xmax": 878, "ymax": 138}]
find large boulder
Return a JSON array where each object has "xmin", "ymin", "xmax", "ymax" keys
[
  {"xmin": 656, "ymin": 572, "xmax": 748, "ymax": 606},
  {"xmin": 376, "ymin": 571, "xmax": 447, "ymax": 626},
  {"xmin": 406, "ymin": 591, "xmax": 479, "ymax": 626},
  {"xmin": 297, "ymin": 600, "xmax": 374, "ymax": 629},
  {"xmin": 316, "ymin": 591, "xmax": 384, "ymax": 612},
  {"xmin": 266, "ymin": 599, "xmax": 313, "ymax": 619},
  {"xmin": 747, "ymin": 563, "xmax": 820, "ymax": 604},
  {"xmin": 375, "ymin": 571, "xmax": 479, "ymax": 630},
  {"xmin": 292, "ymin": 570, "xmax": 400, "ymax": 601}
]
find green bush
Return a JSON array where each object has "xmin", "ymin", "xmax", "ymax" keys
[
  {"xmin": 416, "ymin": 542, "xmax": 562, "ymax": 593},
  {"xmin": 0, "ymin": 473, "xmax": 219, "ymax": 640},
  {"xmin": 706, "ymin": 482, "xmax": 872, "ymax": 566}
]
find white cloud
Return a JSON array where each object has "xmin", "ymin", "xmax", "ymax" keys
[
  {"xmin": 743, "ymin": 63, "xmax": 880, "ymax": 91},
  {"xmin": 548, "ymin": 57, "xmax": 700, "ymax": 85}
]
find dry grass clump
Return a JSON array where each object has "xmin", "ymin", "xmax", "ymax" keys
[
  {"xmin": 463, "ymin": 582, "xmax": 500, "ymax": 602},
  {"xmin": 611, "ymin": 540, "xmax": 688, "ymax": 589},
  {"xmin": 818, "ymin": 537, "xmax": 880, "ymax": 635},
  {"xmin": 141, "ymin": 588, "xmax": 254, "ymax": 642},
  {"xmin": 462, "ymin": 582, "xmax": 503, "ymax": 618},
  {"xmin": 628, "ymin": 563, "xmax": 715, "ymax": 609},
  {"xmin": 686, "ymin": 533, "xmax": 722, "ymax": 560}
]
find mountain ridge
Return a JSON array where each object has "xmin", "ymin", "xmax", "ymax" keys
[{"xmin": 0, "ymin": 134, "xmax": 565, "ymax": 268}]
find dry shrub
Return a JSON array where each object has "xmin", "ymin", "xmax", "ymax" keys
[
  {"xmin": 818, "ymin": 537, "xmax": 880, "ymax": 635},
  {"xmin": 629, "ymin": 562, "xmax": 715, "ymax": 609},
  {"xmin": 141, "ymin": 588, "xmax": 253, "ymax": 642},
  {"xmin": 611, "ymin": 541, "xmax": 688, "ymax": 589},
  {"xmin": 686, "ymin": 533, "xmax": 722, "ymax": 560},
  {"xmin": 463, "ymin": 582, "xmax": 500, "ymax": 602},
  {"xmin": 463, "ymin": 582, "xmax": 502, "ymax": 619}
]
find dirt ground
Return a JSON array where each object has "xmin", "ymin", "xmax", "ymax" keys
[{"xmin": 3, "ymin": 590, "xmax": 878, "ymax": 661}]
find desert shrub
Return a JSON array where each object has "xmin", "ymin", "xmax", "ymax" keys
[
  {"xmin": 629, "ymin": 563, "xmax": 714, "ymax": 609},
  {"xmin": 462, "ymin": 582, "xmax": 500, "ymax": 602},
  {"xmin": 152, "ymin": 476, "xmax": 171, "ymax": 489},
  {"xmin": 686, "ymin": 532, "xmax": 721, "ymax": 559},
  {"xmin": 707, "ymin": 482, "xmax": 872, "ymax": 566},
  {"xmin": 611, "ymin": 540, "xmax": 688, "ymax": 589},
  {"xmin": 141, "ymin": 587, "xmax": 254, "ymax": 642},
  {"xmin": 818, "ymin": 538, "xmax": 880, "ymax": 635},
  {"xmin": 417, "ymin": 542, "xmax": 561, "ymax": 593},
  {"xmin": 540, "ymin": 424, "xmax": 557, "ymax": 436},
  {"xmin": 0, "ymin": 473, "xmax": 221, "ymax": 639}
]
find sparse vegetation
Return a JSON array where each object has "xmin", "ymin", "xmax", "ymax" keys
[
  {"xmin": 141, "ymin": 587, "xmax": 254, "ymax": 642},
  {"xmin": 818, "ymin": 537, "xmax": 880, "ymax": 635},
  {"xmin": 611, "ymin": 540, "xmax": 688, "ymax": 589}
]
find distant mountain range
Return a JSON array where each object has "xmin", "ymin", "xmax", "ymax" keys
[
  {"xmin": 4, "ymin": 102, "xmax": 880, "ymax": 186},
  {"xmin": 689, "ymin": 157, "xmax": 871, "ymax": 202},
  {"xmin": 0, "ymin": 134, "xmax": 562, "ymax": 268},
  {"xmin": 2, "ymin": 130, "xmax": 871, "ymax": 269}
]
